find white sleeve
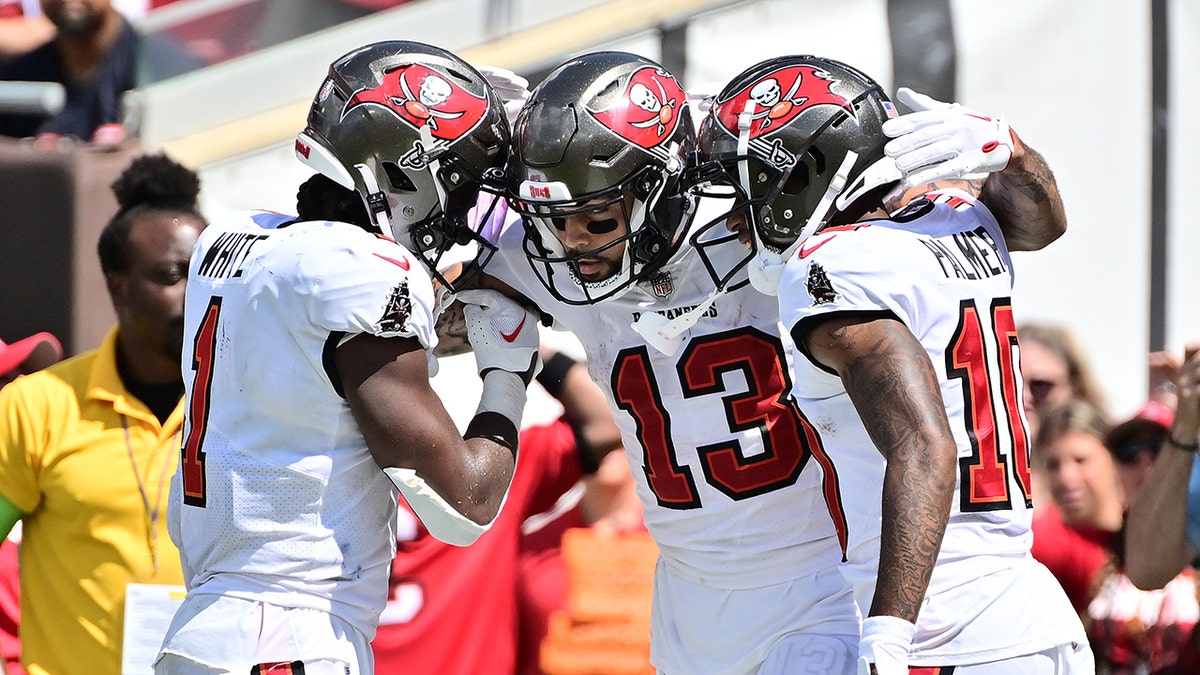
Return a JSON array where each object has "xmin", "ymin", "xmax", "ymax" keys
[
  {"xmin": 778, "ymin": 227, "xmax": 918, "ymax": 336},
  {"xmin": 304, "ymin": 235, "xmax": 440, "ymax": 352}
]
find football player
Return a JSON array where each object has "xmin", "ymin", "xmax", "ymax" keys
[
  {"xmin": 459, "ymin": 51, "xmax": 1074, "ymax": 674},
  {"xmin": 154, "ymin": 41, "xmax": 540, "ymax": 674},
  {"xmin": 696, "ymin": 54, "xmax": 1090, "ymax": 673}
]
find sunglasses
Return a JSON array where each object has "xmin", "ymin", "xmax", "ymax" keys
[
  {"xmin": 1027, "ymin": 378, "xmax": 1065, "ymax": 408},
  {"xmin": 1113, "ymin": 437, "xmax": 1164, "ymax": 464}
]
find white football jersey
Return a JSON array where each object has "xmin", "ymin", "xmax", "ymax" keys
[
  {"xmin": 778, "ymin": 190, "xmax": 1086, "ymax": 663},
  {"xmin": 169, "ymin": 210, "xmax": 438, "ymax": 639},
  {"xmin": 485, "ymin": 208, "xmax": 849, "ymax": 591}
]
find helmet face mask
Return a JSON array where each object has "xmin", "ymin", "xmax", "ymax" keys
[
  {"xmin": 695, "ymin": 56, "xmax": 902, "ymax": 276},
  {"xmin": 507, "ymin": 52, "xmax": 695, "ymax": 305},
  {"xmin": 409, "ymin": 174, "xmax": 507, "ymax": 291},
  {"xmin": 513, "ymin": 168, "xmax": 676, "ymax": 305},
  {"xmin": 294, "ymin": 40, "xmax": 510, "ymax": 292}
]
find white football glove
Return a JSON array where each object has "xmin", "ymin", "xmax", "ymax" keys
[
  {"xmin": 686, "ymin": 81, "xmax": 724, "ymax": 114},
  {"xmin": 457, "ymin": 289, "xmax": 541, "ymax": 380},
  {"xmin": 881, "ymin": 87, "xmax": 1014, "ymax": 186},
  {"xmin": 856, "ymin": 616, "xmax": 915, "ymax": 675},
  {"xmin": 477, "ymin": 65, "xmax": 530, "ymax": 126}
]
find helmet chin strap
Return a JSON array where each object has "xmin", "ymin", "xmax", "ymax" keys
[
  {"xmin": 748, "ymin": 149, "xmax": 859, "ymax": 295},
  {"xmin": 420, "ymin": 124, "xmax": 452, "ymax": 224},
  {"xmin": 355, "ymin": 162, "xmax": 394, "ymax": 238},
  {"xmin": 629, "ymin": 135, "xmax": 739, "ymax": 356},
  {"xmin": 631, "ymin": 289, "xmax": 724, "ymax": 356}
]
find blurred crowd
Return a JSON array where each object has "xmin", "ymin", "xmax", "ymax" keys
[
  {"xmin": 0, "ymin": 0, "xmax": 414, "ymax": 149},
  {"xmin": 1022, "ymin": 321, "xmax": 1200, "ymax": 674}
]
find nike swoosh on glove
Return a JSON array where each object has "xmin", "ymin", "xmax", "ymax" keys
[
  {"xmin": 881, "ymin": 86, "xmax": 1014, "ymax": 186},
  {"xmin": 457, "ymin": 289, "xmax": 541, "ymax": 381}
]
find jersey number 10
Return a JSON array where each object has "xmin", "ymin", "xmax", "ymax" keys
[{"xmin": 948, "ymin": 298, "xmax": 1034, "ymax": 512}]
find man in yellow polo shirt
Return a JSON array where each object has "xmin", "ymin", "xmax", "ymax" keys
[{"xmin": 0, "ymin": 153, "xmax": 206, "ymax": 675}]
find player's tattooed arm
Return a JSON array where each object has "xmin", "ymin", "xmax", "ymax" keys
[
  {"xmin": 431, "ymin": 268, "xmax": 543, "ymax": 358},
  {"xmin": 978, "ymin": 132, "xmax": 1066, "ymax": 252},
  {"xmin": 802, "ymin": 314, "xmax": 957, "ymax": 622},
  {"xmin": 433, "ymin": 297, "xmax": 471, "ymax": 357},
  {"xmin": 431, "ymin": 262, "xmax": 473, "ymax": 357},
  {"xmin": 882, "ymin": 133, "xmax": 1066, "ymax": 253},
  {"xmin": 882, "ymin": 181, "xmax": 957, "ymax": 212}
]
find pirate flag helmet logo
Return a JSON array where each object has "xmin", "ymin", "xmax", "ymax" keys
[
  {"xmin": 588, "ymin": 65, "xmax": 687, "ymax": 154},
  {"xmin": 345, "ymin": 63, "xmax": 489, "ymax": 142},
  {"xmin": 710, "ymin": 64, "xmax": 853, "ymax": 142}
]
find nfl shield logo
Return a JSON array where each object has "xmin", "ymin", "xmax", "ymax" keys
[{"xmin": 650, "ymin": 272, "xmax": 674, "ymax": 298}]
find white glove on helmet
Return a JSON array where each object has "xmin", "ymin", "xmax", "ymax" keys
[
  {"xmin": 477, "ymin": 65, "xmax": 530, "ymax": 126},
  {"xmin": 881, "ymin": 87, "xmax": 1014, "ymax": 186},
  {"xmin": 457, "ymin": 289, "xmax": 541, "ymax": 379},
  {"xmin": 686, "ymin": 81, "xmax": 724, "ymax": 114}
]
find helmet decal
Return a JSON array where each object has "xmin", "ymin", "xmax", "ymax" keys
[
  {"xmin": 712, "ymin": 65, "xmax": 852, "ymax": 140},
  {"xmin": 345, "ymin": 63, "xmax": 488, "ymax": 141},
  {"xmin": 588, "ymin": 66, "xmax": 686, "ymax": 152}
]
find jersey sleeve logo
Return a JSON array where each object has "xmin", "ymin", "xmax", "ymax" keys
[
  {"xmin": 805, "ymin": 262, "xmax": 838, "ymax": 306},
  {"xmin": 712, "ymin": 65, "xmax": 852, "ymax": 140},
  {"xmin": 373, "ymin": 252, "xmax": 411, "ymax": 271},
  {"xmin": 798, "ymin": 235, "xmax": 833, "ymax": 259},
  {"xmin": 588, "ymin": 66, "xmax": 685, "ymax": 152},
  {"xmin": 379, "ymin": 280, "xmax": 413, "ymax": 334},
  {"xmin": 346, "ymin": 64, "xmax": 487, "ymax": 141}
]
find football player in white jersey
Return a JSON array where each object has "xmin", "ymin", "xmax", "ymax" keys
[
  {"xmin": 154, "ymin": 41, "xmax": 540, "ymax": 675},
  {"xmin": 464, "ymin": 52, "xmax": 1072, "ymax": 674},
  {"xmin": 695, "ymin": 55, "xmax": 1092, "ymax": 674}
]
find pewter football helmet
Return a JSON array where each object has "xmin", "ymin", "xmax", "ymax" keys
[
  {"xmin": 507, "ymin": 51, "xmax": 696, "ymax": 304},
  {"xmin": 295, "ymin": 40, "xmax": 510, "ymax": 289}
]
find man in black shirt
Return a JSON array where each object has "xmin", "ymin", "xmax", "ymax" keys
[{"xmin": 0, "ymin": 0, "xmax": 136, "ymax": 143}]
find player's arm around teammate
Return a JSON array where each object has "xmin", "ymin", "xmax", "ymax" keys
[{"xmin": 881, "ymin": 87, "xmax": 1067, "ymax": 251}]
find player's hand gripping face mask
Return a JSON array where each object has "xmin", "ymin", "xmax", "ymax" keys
[{"xmin": 293, "ymin": 40, "xmax": 511, "ymax": 293}]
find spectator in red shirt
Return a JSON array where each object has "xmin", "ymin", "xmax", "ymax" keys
[{"xmin": 1033, "ymin": 399, "xmax": 1200, "ymax": 674}]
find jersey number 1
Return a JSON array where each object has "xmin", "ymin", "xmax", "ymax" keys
[{"xmin": 181, "ymin": 297, "xmax": 222, "ymax": 508}]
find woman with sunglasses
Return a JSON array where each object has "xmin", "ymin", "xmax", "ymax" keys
[{"xmin": 1019, "ymin": 322, "xmax": 1110, "ymax": 508}]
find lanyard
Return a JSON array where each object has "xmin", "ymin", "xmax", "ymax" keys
[{"xmin": 121, "ymin": 415, "xmax": 173, "ymax": 575}]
